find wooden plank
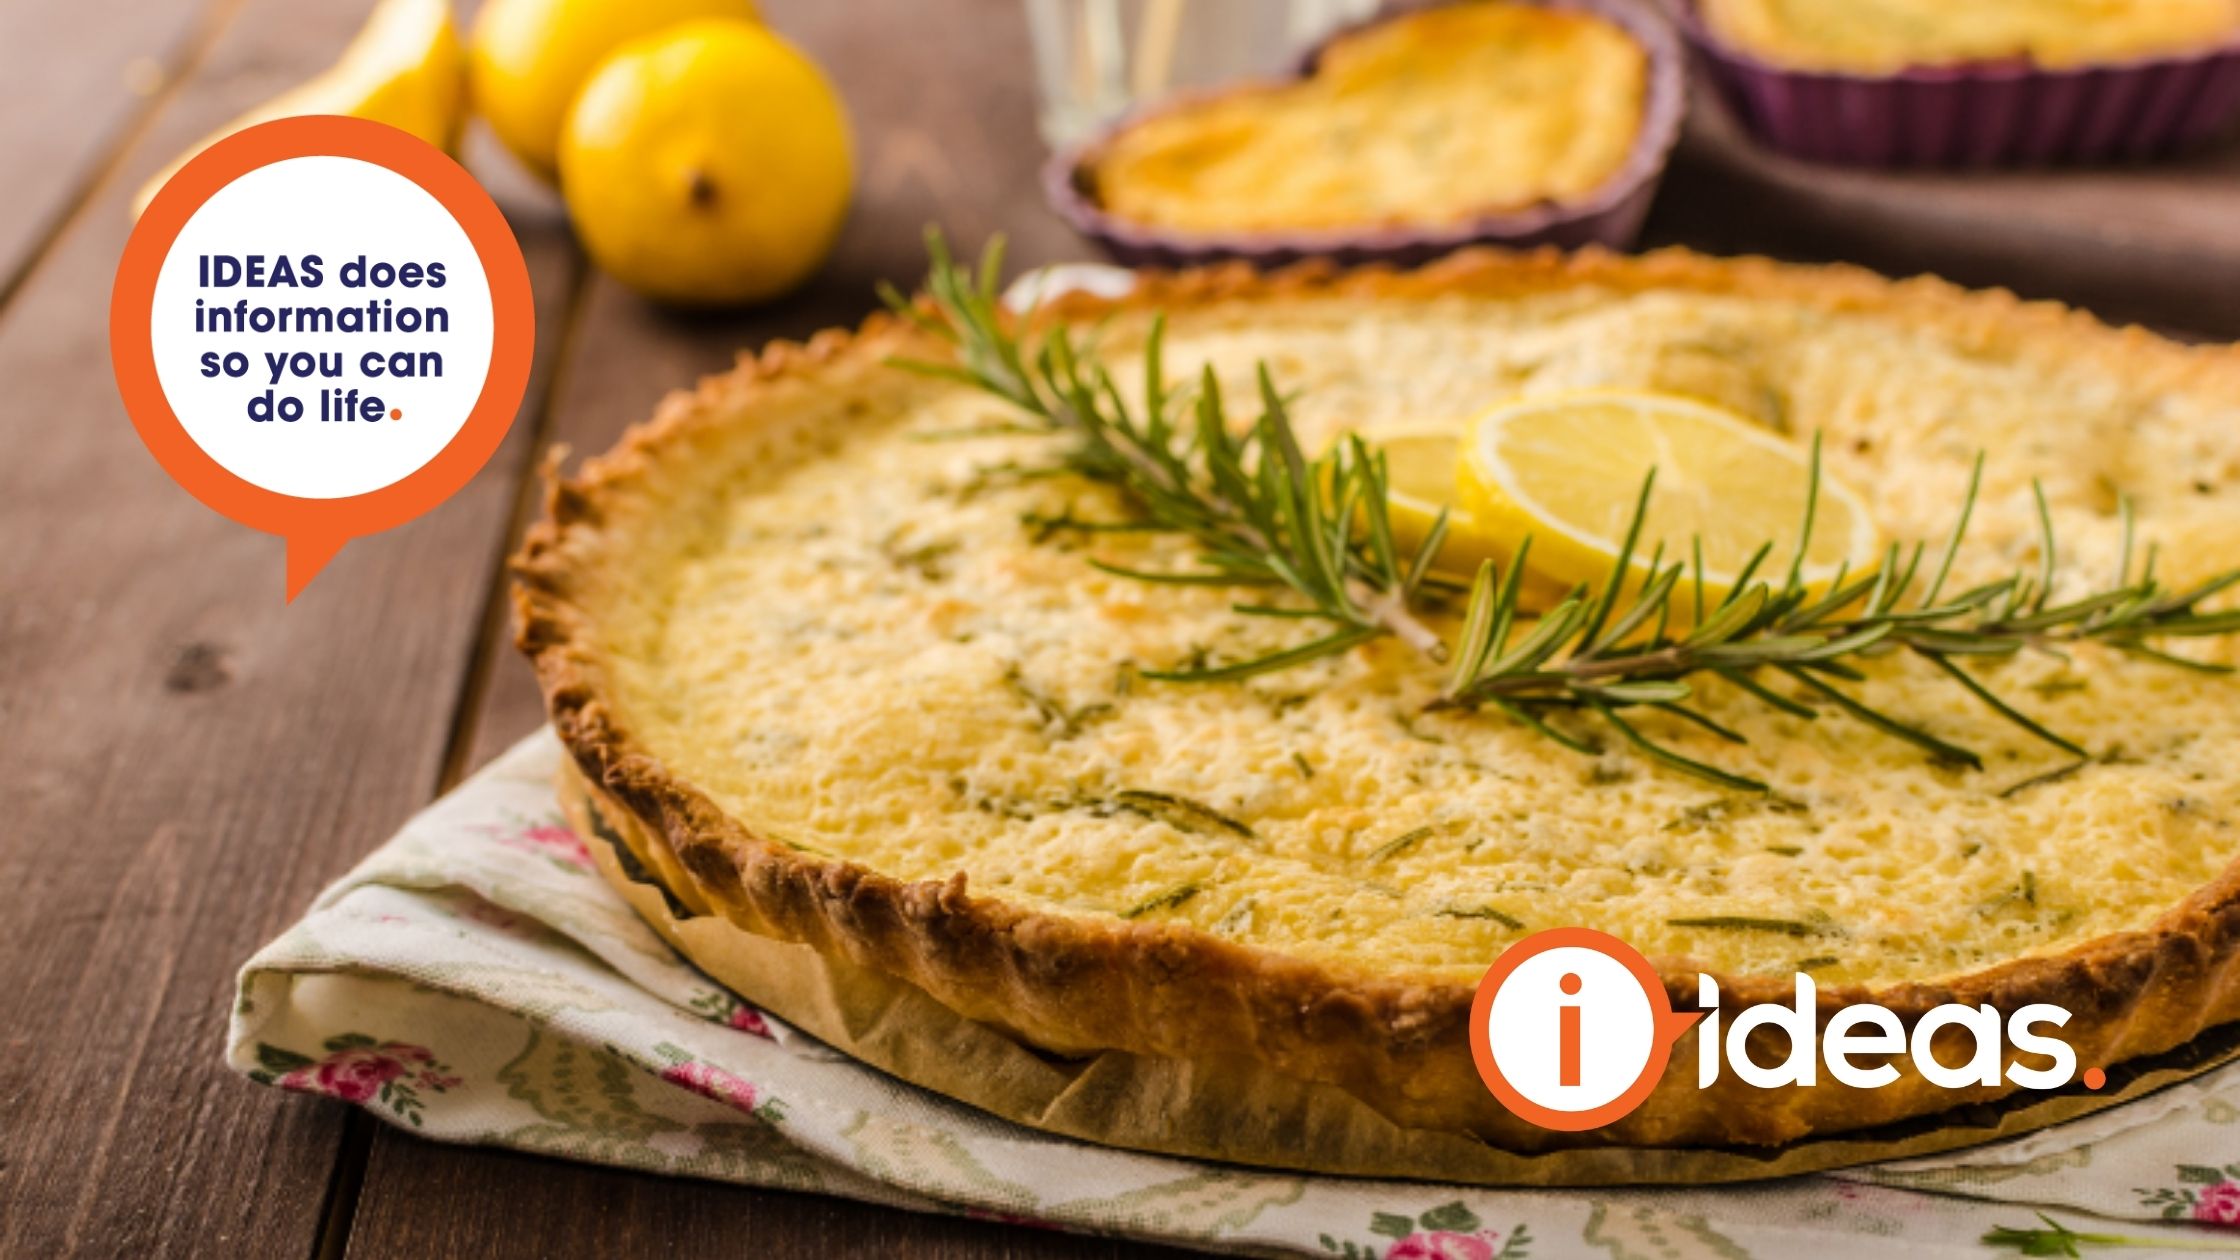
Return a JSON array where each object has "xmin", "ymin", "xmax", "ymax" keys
[
  {"xmin": 0, "ymin": 0, "xmax": 584, "ymax": 1252},
  {"xmin": 342, "ymin": 1, "xmax": 1116, "ymax": 1254},
  {"xmin": 1654, "ymin": 89, "xmax": 2240, "ymax": 338},
  {"xmin": 350, "ymin": 1145, "xmax": 1199, "ymax": 1259},
  {"xmin": 0, "ymin": 0, "xmax": 224, "ymax": 297}
]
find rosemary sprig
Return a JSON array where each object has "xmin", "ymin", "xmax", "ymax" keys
[
  {"xmin": 883, "ymin": 233, "xmax": 1451, "ymax": 682},
  {"xmin": 1440, "ymin": 448, "xmax": 2240, "ymax": 790},
  {"xmin": 887, "ymin": 235, "xmax": 2240, "ymax": 792}
]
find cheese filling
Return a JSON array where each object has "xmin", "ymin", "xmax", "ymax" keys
[{"xmin": 601, "ymin": 287, "xmax": 2240, "ymax": 990}]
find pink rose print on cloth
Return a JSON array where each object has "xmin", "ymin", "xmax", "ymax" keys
[
  {"xmin": 687, "ymin": 989, "xmax": 775, "ymax": 1039},
  {"xmin": 306, "ymin": 1049, "xmax": 404, "ymax": 1102},
  {"xmin": 662, "ymin": 1061, "xmax": 759, "ymax": 1112},
  {"xmin": 478, "ymin": 813, "xmax": 595, "ymax": 873},
  {"xmin": 250, "ymin": 1035, "xmax": 459, "ymax": 1127},
  {"xmin": 653, "ymin": 1045, "xmax": 785, "ymax": 1125},
  {"xmin": 1320, "ymin": 1203, "xmax": 1528, "ymax": 1260},
  {"xmin": 2195, "ymin": 1180, "xmax": 2240, "ymax": 1227},
  {"xmin": 1385, "ymin": 1232, "xmax": 1496, "ymax": 1260},
  {"xmin": 2137, "ymin": 1163, "xmax": 2240, "ymax": 1226}
]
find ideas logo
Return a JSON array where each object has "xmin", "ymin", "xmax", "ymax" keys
[{"xmin": 1469, "ymin": 928, "xmax": 2097, "ymax": 1131}]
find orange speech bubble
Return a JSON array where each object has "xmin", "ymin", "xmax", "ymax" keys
[
  {"xmin": 1469, "ymin": 926, "xmax": 1702, "ymax": 1133},
  {"xmin": 111, "ymin": 115, "xmax": 533, "ymax": 601}
]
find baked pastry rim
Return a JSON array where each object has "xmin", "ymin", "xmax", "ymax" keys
[{"xmin": 512, "ymin": 246, "xmax": 2240, "ymax": 1148}]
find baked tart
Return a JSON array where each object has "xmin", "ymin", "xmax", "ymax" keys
[
  {"xmin": 516, "ymin": 247, "xmax": 2240, "ymax": 1158},
  {"xmin": 1677, "ymin": 0, "xmax": 2240, "ymax": 165},
  {"xmin": 1047, "ymin": 1, "xmax": 1684, "ymax": 267}
]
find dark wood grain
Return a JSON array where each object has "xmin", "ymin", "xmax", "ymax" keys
[
  {"xmin": 350, "ymin": 1143, "xmax": 1202, "ymax": 1260},
  {"xmin": 0, "ymin": 0, "xmax": 583, "ymax": 1254},
  {"xmin": 0, "ymin": 0, "xmax": 223, "ymax": 299}
]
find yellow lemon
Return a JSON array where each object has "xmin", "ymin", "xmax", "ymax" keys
[
  {"xmin": 135, "ymin": 0, "xmax": 465, "ymax": 217},
  {"xmin": 559, "ymin": 20, "xmax": 852, "ymax": 307},
  {"xmin": 470, "ymin": 0, "xmax": 760, "ymax": 181},
  {"xmin": 1458, "ymin": 389, "xmax": 1879, "ymax": 605}
]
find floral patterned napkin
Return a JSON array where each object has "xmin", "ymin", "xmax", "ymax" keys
[{"xmin": 230, "ymin": 731, "xmax": 2240, "ymax": 1258}]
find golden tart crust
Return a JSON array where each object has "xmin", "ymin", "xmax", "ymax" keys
[
  {"xmin": 1699, "ymin": 0, "xmax": 2240, "ymax": 73},
  {"xmin": 515, "ymin": 249, "xmax": 2240, "ymax": 1150},
  {"xmin": 1082, "ymin": 3, "xmax": 1649, "ymax": 233}
]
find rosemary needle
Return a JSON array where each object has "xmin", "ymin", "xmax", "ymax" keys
[
  {"xmin": 1368, "ymin": 826, "xmax": 1437, "ymax": 863},
  {"xmin": 1122, "ymin": 882, "xmax": 1201, "ymax": 919},
  {"xmin": 1111, "ymin": 789, "xmax": 1254, "ymax": 839},
  {"xmin": 1437, "ymin": 905, "xmax": 1525, "ymax": 930},
  {"xmin": 1667, "ymin": 915, "xmax": 1830, "ymax": 938},
  {"xmin": 888, "ymin": 234, "xmax": 2240, "ymax": 793}
]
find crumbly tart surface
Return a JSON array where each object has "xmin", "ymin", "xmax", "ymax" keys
[
  {"xmin": 1700, "ymin": 0, "xmax": 2240, "ymax": 72},
  {"xmin": 1084, "ymin": 3, "xmax": 1647, "ymax": 234},
  {"xmin": 517, "ymin": 249, "xmax": 2240, "ymax": 1149}
]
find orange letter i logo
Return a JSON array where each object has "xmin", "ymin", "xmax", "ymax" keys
[{"xmin": 1559, "ymin": 971, "xmax": 1583, "ymax": 1087}]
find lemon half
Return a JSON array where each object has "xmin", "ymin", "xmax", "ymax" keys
[{"xmin": 1458, "ymin": 390, "xmax": 1879, "ymax": 605}]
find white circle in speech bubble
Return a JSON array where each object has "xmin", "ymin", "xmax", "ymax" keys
[{"xmin": 147, "ymin": 155, "xmax": 495, "ymax": 500}]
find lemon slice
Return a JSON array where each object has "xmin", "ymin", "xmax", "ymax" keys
[
  {"xmin": 1458, "ymin": 390, "xmax": 1879, "ymax": 604},
  {"xmin": 1344, "ymin": 426, "xmax": 1506, "ymax": 571},
  {"xmin": 1342, "ymin": 426, "xmax": 1569, "ymax": 604},
  {"xmin": 1370, "ymin": 425, "xmax": 1492, "ymax": 567}
]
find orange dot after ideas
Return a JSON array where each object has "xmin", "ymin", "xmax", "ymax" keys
[{"xmin": 111, "ymin": 116, "xmax": 534, "ymax": 601}]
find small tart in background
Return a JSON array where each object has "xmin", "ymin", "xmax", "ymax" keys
[
  {"xmin": 1048, "ymin": 0, "xmax": 1685, "ymax": 266},
  {"xmin": 1700, "ymin": 0, "xmax": 2240, "ymax": 74},
  {"xmin": 1679, "ymin": 0, "xmax": 2240, "ymax": 166},
  {"xmin": 1088, "ymin": 3, "xmax": 1647, "ymax": 233}
]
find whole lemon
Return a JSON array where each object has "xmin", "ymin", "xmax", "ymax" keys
[
  {"xmin": 469, "ymin": 0, "xmax": 759, "ymax": 180},
  {"xmin": 560, "ymin": 20, "xmax": 852, "ymax": 307}
]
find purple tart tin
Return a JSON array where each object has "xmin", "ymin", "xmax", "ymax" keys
[
  {"xmin": 1043, "ymin": 0, "xmax": 1687, "ymax": 269},
  {"xmin": 1674, "ymin": 0, "xmax": 2240, "ymax": 167}
]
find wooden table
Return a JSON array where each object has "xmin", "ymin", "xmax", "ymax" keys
[{"xmin": 0, "ymin": 1, "xmax": 2231, "ymax": 1255}]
